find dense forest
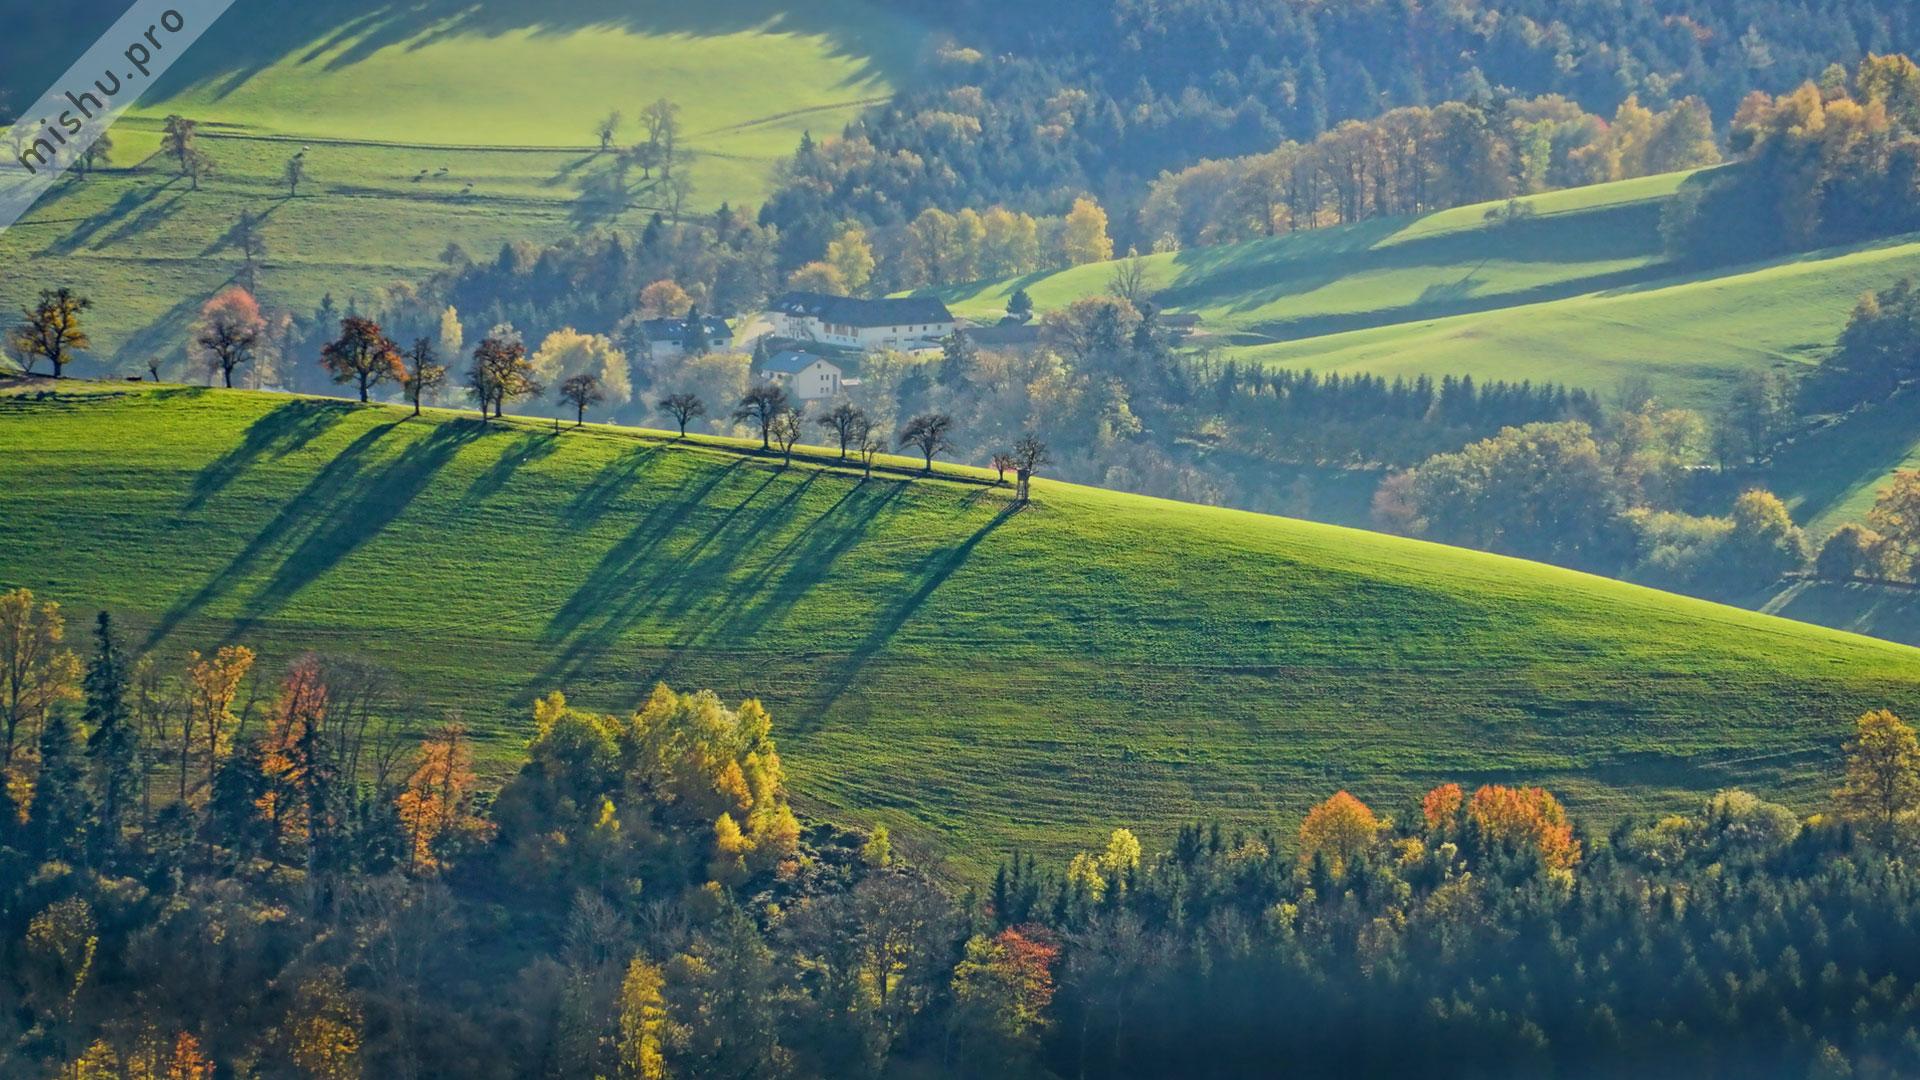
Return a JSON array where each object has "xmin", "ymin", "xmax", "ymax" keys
[
  {"xmin": 7, "ymin": 591, "xmax": 1920, "ymax": 1077},
  {"xmin": 758, "ymin": 0, "xmax": 1920, "ymax": 263}
]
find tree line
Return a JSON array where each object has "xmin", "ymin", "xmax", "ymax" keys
[
  {"xmin": 5, "ymin": 585, "xmax": 1920, "ymax": 1076},
  {"xmin": 1141, "ymin": 94, "xmax": 1718, "ymax": 250},
  {"xmin": 1664, "ymin": 54, "xmax": 1920, "ymax": 265},
  {"xmin": 758, "ymin": 1, "xmax": 1919, "ymax": 273}
]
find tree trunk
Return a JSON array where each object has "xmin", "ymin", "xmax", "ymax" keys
[
  {"xmin": 358, "ymin": 373, "xmax": 371, "ymax": 402},
  {"xmin": 223, "ymin": 366, "xmax": 234, "ymax": 389},
  {"xmin": 576, "ymin": 404, "xmax": 585, "ymax": 426}
]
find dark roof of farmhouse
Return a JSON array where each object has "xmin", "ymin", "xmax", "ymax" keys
[
  {"xmin": 770, "ymin": 292, "xmax": 954, "ymax": 327},
  {"xmin": 640, "ymin": 316, "xmax": 733, "ymax": 341},
  {"xmin": 762, "ymin": 350, "xmax": 836, "ymax": 375}
]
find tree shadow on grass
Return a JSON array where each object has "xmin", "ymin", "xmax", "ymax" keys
[
  {"xmin": 185, "ymin": 397, "xmax": 355, "ymax": 510},
  {"xmin": 534, "ymin": 458, "xmax": 751, "ymax": 673},
  {"xmin": 794, "ymin": 501, "xmax": 1020, "ymax": 727},
  {"xmin": 463, "ymin": 429, "xmax": 559, "ymax": 503},
  {"xmin": 1772, "ymin": 392, "xmax": 1920, "ymax": 526},
  {"xmin": 145, "ymin": 419, "xmax": 406, "ymax": 649},
  {"xmin": 231, "ymin": 420, "xmax": 487, "ymax": 631},
  {"xmin": 649, "ymin": 477, "xmax": 909, "ymax": 689},
  {"xmin": 562, "ymin": 443, "xmax": 666, "ymax": 529}
]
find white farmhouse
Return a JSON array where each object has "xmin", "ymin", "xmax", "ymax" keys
[
  {"xmin": 767, "ymin": 292, "xmax": 956, "ymax": 351},
  {"xmin": 758, "ymin": 351, "xmax": 845, "ymax": 402}
]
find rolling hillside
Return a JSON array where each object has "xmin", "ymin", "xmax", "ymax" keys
[
  {"xmin": 927, "ymin": 172, "xmax": 1920, "ymax": 534},
  {"xmin": 0, "ymin": 0, "xmax": 927, "ymax": 368},
  {"xmin": 6, "ymin": 382, "xmax": 1920, "ymax": 874}
]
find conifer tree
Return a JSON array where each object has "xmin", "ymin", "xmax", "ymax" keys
[{"xmin": 81, "ymin": 612, "xmax": 135, "ymax": 855}]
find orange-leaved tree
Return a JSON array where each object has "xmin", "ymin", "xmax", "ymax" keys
[{"xmin": 1468, "ymin": 784, "xmax": 1582, "ymax": 871}]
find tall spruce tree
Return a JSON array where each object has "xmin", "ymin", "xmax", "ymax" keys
[
  {"xmin": 28, "ymin": 708, "xmax": 89, "ymax": 862},
  {"xmin": 82, "ymin": 611, "xmax": 135, "ymax": 855}
]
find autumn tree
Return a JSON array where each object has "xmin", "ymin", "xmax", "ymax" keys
[
  {"xmin": 395, "ymin": 721, "xmax": 489, "ymax": 875},
  {"xmin": 826, "ymin": 225, "xmax": 876, "ymax": 294},
  {"xmin": 950, "ymin": 927, "xmax": 1057, "ymax": 1070},
  {"xmin": 181, "ymin": 645, "xmax": 254, "ymax": 804},
  {"xmin": 560, "ymin": 372, "xmax": 607, "ymax": 426},
  {"xmin": 617, "ymin": 956, "xmax": 669, "ymax": 1079},
  {"xmin": 1298, "ymin": 791, "xmax": 1382, "ymax": 879},
  {"xmin": 283, "ymin": 968, "xmax": 363, "ymax": 1079},
  {"xmin": 320, "ymin": 316, "xmax": 405, "ymax": 403},
  {"xmin": 467, "ymin": 336, "xmax": 541, "ymax": 418},
  {"xmin": 9, "ymin": 287, "xmax": 92, "ymax": 379},
  {"xmin": 786, "ymin": 262, "xmax": 847, "ymax": 295},
  {"xmin": 1836, "ymin": 709, "xmax": 1920, "ymax": 846},
  {"xmin": 816, "ymin": 401, "xmax": 867, "ymax": 460},
  {"xmin": 1469, "ymin": 784, "xmax": 1582, "ymax": 872},
  {"xmin": 733, "ymin": 384, "xmax": 791, "ymax": 450},
  {"xmin": 398, "ymin": 338, "xmax": 446, "ymax": 416},
  {"xmin": 658, "ymin": 392, "xmax": 705, "ymax": 437},
  {"xmin": 637, "ymin": 279, "xmax": 693, "ymax": 320},
  {"xmin": 1061, "ymin": 196, "xmax": 1114, "ymax": 265},
  {"xmin": 532, "ymin": 328, "xmax": 631, "ymax": 409},
  {"xmin": 0, "ymin": 588, "xmax": 79, "ymax": 769},
  {"xmin": 194, "ymin": 286, "xmax": 264, "ymax": 388},
  {"xmin": 1870, "ymin": 471, "xmax": 1920, "ymax": 575},
  {"xmin": 898, "ymin": 413, "xmax": 955, "ymax": 473}
]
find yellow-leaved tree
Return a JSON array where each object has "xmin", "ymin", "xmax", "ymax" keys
[
  {"xmin": 1835, "ymin": 709, "xmax": 1920, "ymax": 846},
  {"xmin": 1061, "ymin": 196, "xmax": 1114, "ymax": 265},
  {"xmin": 1298, "ymin": 791, "xmax": 1382, "ymax": 879}
]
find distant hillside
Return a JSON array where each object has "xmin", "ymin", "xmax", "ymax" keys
[
  {"xmin": 5, "ymin": 383, "xmax": 1919, "ymax": 873},
  {"xmin": 0, "ymin": 0, "xmax": 928, "ymax": 367},
  {"xmin": 925, "ymin": 172, "xmax": 1920, "ymax": 534}
]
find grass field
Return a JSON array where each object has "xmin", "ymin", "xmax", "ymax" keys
[
  {"xmin": 1, "ymin": 0, "xmax": 927, "ymax": 369},
  {"xmin": 5, "ymin": 383, "xmax": 1920, "ymax": 875},
  {"xmin": 929, "ymin": 171, "xmax": 1920, "ymax": 412},
  {"xmin": 925, "ymin": 172, "xmax": 1920, "ymax": 535}
]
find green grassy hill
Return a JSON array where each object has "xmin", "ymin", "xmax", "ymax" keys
[
  {"xmin": 6, "ymin": 383, "xmax": 1920, "ymax": 874},
  {"xmin": 0, "ymin": 0, "xmax": 926, "ymax": 367},
  {"xmin": 927, "ymin": 172, "xmax": 1920, "ymax": 534}
]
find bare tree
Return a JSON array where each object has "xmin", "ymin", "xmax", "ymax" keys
[
  {"xmin": 733, "ymin": 384, "xmax": 791, "ymax": 451},
  {"xmin": 771, "ymin": 408, "xmax": 805, "ymax": 465},
  {"xmin": 1012, "ymin": 433, "xmax": 1051, "ymax": 503},
  {"xmin": 857, "ymin": 421, "xmax": 885, "ymax": 479},
  {"xmin": 1107, "ymin": 247, "xmax": 1150, "ymax": 308},
  {"xmin": 640, "ymin": 98, "xmax": 682, "ymax": 177},
  {"xmin": 283, "ymin": 152, "xmax": 307, "ymax": 197},
  {"xmin": 559, "ymin": 372, "xmax": 607, "ymax": 426},
  {"xmin": 659, "ymin": 392, "xmax": 705, "ymax": 437},
  {"xmin": 816, "ymin": 401, "xmax": 868, "ymax": 461},
  {"xmin": 991, "ymin": 454, "xmax": 1014, "ymax": 485},
  {"xmin": 399, "ymin": 338, "xmax": 446, "ymax": 416},
  {"xmin": 595, "ymin": 110, "xmax": 622, "ymax": 151},
  {"xmin": 898, "ymin": 413, "xmax": 955, "ymax": 473}
]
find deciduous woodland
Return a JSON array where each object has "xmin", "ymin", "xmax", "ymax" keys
[{"xmin": 6, "ymin": 593, "xmax": 1920, "ymax": 1079}]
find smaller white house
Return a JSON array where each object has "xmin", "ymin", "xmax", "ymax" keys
[{"xmin": 759, "ymin": 351, "xmax": 844, "ymax": 402}]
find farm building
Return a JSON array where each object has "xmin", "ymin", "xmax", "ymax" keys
[
  {"xmin": 758, "ymin": 351, "xmax": 845, "ymax": 402},
  {"xmin": 767, "ymin": 292, "xmax": 956, "ymax": 351}
]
